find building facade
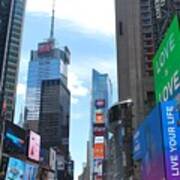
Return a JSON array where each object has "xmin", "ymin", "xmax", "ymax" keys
[
  {"xmin": 0, "ymin": 0, "xmax": 26, "ymax": 121},
  {"xmin": 90, "ymin": 69, "xmax": 112, "ymax": 180},
  {"xmin": 39, "ymin": 78, "xmax": 71, "ymax": 180},
  {"xmin": 39, "ymin": 79, "xmax": 70, "ymax": 157},
  {"xmin": 25, "ymin": 39, "xmax": 70, "ymax": 132},
  {"xmin": 115, "ymin": 0, "xmax": 180, "ymax": 179}
]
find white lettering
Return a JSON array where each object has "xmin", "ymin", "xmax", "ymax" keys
[
  {"xmin": 159, "ymin": 70, "xmax": 180, "ymax": 101},
  {"xmin": 156, "ymin": 33, "xmax": 175, "ymax": 74},
  {"xmin": 170, "ymin": 155, "xmax": 180, "ymax": 176}
]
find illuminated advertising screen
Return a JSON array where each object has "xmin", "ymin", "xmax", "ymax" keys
[
  {"xmin": 95, "ymin": 99, "xmax": 105, "ymax": 109},
  {"xmin": 133, "ymin": 104, "xmax": 165, "ymax": 180},
  {"xmin": 38, "ymin": 42, "xmax": 53, "ymax": 54},
  {"xmin": 95, "ymin": 113, "xmax": 104, "ymax": 124},
  {"xmin": 161, "ymin": 100, "xmax": 180, "ymax": 179},
  {"xmin": 28, "ymin": 131, "xmax": 41, "ymax": 162},
  {"xmin": 153, "ymin": 15, "xmax": 180, "ymax": 102},
  {"xmin": 94, "ymin": 143, "xmax": 105, "ymax": 159},
  {"xmin": 5, "ymin": 157, "xmax": 25, "ymax": 180},
  {"xmin": 94, "ymin": 159, "xmax": 103, "ymax": 176},
  {"xmin": 24, "ymin": 163, "xmax": 38, "ymax": 180},
  {"xmin": 93, "ymin": 125, "xmax": 106, "ymax": 136},
  {"xmin": 0, "ymin": 156, "xmax": 9, "ymax": 179},
  {"xmin": 3, "ymin": 121, "xmax": 26, "ymax": 156},
  {"xmin": 49, "ymin": 148, "xmax": 56, "ymax": 171},
  {"xmin": 94, "ymin": 136, "xmax": 104, "ymax": 144}
]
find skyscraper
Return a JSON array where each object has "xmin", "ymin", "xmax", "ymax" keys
[
  {"xmin": 39, "ymin": 78, "xmax": 71, "ymax": 179},
  {"xmin": 24, "ymin": 40, "xmax": 70, "ymax": 132},
  {"xmin": 0, "ymin": 0, "xmax": 26, "ymax": 121},
  {"xmin": 90, "ymin": 69, "xmax": 112, "ymax": 180},
  {"xmin": 39, "ymin": 79, "xmax": 70, "ymax": 156}
]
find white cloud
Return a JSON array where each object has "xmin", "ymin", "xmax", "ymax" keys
[
  {"xmin": 26, "ymin": 0, "xmax": 115, "ymax": 35},
  {"xmin": 68, "ymin": 71, "xmax": 89, "ymax": 103},
  {"xmin": 16, "ymin": 83, "xmax": 26, "ymax": 96}
]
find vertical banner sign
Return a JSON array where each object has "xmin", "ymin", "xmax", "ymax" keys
[
  {"xmin": 153, "ymin": 16, "xmax": 180, "ymax": 102},
  {"xmin": 161, "ymin": 100, "xmax": 180, "ymax": 179}
]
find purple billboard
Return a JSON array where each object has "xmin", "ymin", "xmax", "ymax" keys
[
  {"xmin": 133, "ymin": 100, "xmax": 180, "ymax": 180},
  {"xmin": 161, "ymin": 100, "xmax": 180, "ymax": 179}
]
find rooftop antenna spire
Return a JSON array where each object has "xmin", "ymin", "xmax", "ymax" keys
[{"xmin": 50, "ymin": 0, "xmax": 55, "ymax": 39}]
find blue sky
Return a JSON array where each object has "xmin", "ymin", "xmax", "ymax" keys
[{"xmin": 15, "ymin": 0, "xmax": 117, "ymax": 179}]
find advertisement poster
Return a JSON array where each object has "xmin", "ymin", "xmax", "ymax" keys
[
  {"xmin": 3, "ymin": 121, "xmax": 26, "ymax": 156},
  {"xmin": 49, "ymin": 148, "xmax": 56, "ymax": 171},
  {"xmin": 161, "ymin": 100, "xmax": 180, "ymax": 179},
  {"xmin": 95, "ymin": 99, "xmax": 105, "ymax": 109},
  {"xmin": 5, "ymin": 157, "xmax": 25, "ymax": 180},
  {"xmin": 95, "ymin": 113, "xmax": 104, "ymax": 124},
  {"xmin": 153, "ymin": 15, "xmax": 180, "ymax": 102},
  {"xmin": 24, "ymin": 163, "xmax": 38, "ymax": 180},
  {"xmin": 94, "ymin": 143, "xmax": 104, "ymax": 159},
  {"xmin": 28, "ymin": 131, "xmax": 41, "ymax": 162},
  {"xmin": 133, "ymin": 104, "xmax": 166, "ymax": 180},
  {"xmin": 94, "ymin": 159, "xmax": 103, "ymax": 176}
]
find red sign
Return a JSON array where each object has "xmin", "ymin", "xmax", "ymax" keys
[
  {"xmin": 94, "ymin": 143, "xmax": 105, "ymax": 159},
  {"xmin": 38, "ymin": 42, "xmax": 52, "ymax": 54},
  {"xmin": 93, "ymin": 126, "xmax": 106, "ymax": 136}
]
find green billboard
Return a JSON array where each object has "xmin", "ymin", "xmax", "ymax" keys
[{"xmin": 153, "ymin": 15, "xmax": 180, "ymax": 102}]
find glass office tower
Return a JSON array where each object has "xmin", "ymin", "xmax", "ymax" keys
[
  {"xmin": 25, "ymin": 39, "xmax": 70, "ymax": 132},
  {"xmin": 90, "ymin": 69, "xmax": 112, "ymax": 180},
  {"xmin": 0, "ymin": 0, "xmax": 26, "ymax": 121}
]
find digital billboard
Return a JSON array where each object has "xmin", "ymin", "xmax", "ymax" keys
[
  {"xmin": 49, "ymin": 148, "xmax": 56, "ymax": 171},
  {"xmin": 93, "ymin": 125, "xmax": 106, "ymax": 136},
  {"xmin": 161, "ymin": 100, "xmax": 180, "ymax": 179},
  {"xmin": 3, "ymin": 121, "xmax": 26, "ymax": 156},
  {"xmin": 38, "ymin": 42, "xmax": 53, "ymax": 54},
  {"xmin": 94, "ymin": 159, "xmax": 103, "ymax": 176},
  {"xmin": 153, "ymin": 15, "xmax": 180, "ymax": 102},
  {"xmin": 94, "ymin": 136, "xmax": 104, "ymax": 144},
  {"xmin": 95, "ymin": 99, "xmax": 105, "ymax": 109},
  {"xmin": 24, "ymin": 163, "xmax": 38, "ymax": 180},
  {"xmin": 133, "ymin": 104, "xmax": 165, "ymax": 180},
  {"xmin": 95, "ymin": 113, "xmax": 104, "ymax": 124},
  {"xmin": 5, "ymin": 157, "xmax": 25, "ymax": 180},
  {"xmin": 28, "ymin": 131, "xmax": 41, "ymax": 162},
  {"xmin": 94, "ymin": 143, "xmax": 105, "ymax": 159}
]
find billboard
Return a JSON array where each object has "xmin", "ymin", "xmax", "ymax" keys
[
  {"xmin": 93, "ymin": 125, "xmax": 106, "ymax": 136},
  {"xmin": 95, "ymin": 99, "xmax": 105, "ymax": 109},
  {"xmin": 133, "ymin": 104, "xmax": 165, "ymax": 180},
  {"xmin": 28, "ymin": 131, "xmax": 41, "ymax": 162},
  {"xmin": 24, "ymin": 163, "xmax": 38, "ymax": 180},
  {"xmin": 161, "ymin": 100, "xmax": 180, "ymax": 179},
  {"xmin": 94, "ymin": 143, "xmax": 105, "ymax": 159},
  {"xmin": 133, "ymin": 100, "xmax": 180, "ymax": 180},
  {"xmin": 95, "ymin": 113, "xmax": 104, "ymax": 124},
  {"xmin": 94, "ymin": 159, "xmax": 103, "ymax": 176},
  {"xmin": 3, "ymin": 121, "xmax": 26, "ymax": 156},
  {"xmin": 5, "ymin": 157, "xmax": 25, "ymax": 180},
  {"xmin": 94, "ymin": 136, "xmax": 104, "ymax": 144},
  {"xmin": 38, "ymin": 42, "xmax": 53, "ymax": 54},
  {"xmin": 153, "ymin": 15, "xmax": 180, "ymax": 102},
  {"xmin": 49, "ymin": 148, "xmax": 56, "ymax": 171}
]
